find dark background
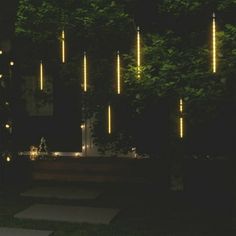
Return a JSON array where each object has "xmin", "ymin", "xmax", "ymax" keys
[{"xmin": 0, "ymin": 0, "xmax": 82, "ymax": 152}]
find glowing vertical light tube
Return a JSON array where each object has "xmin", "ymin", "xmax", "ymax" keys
[
  {"xmin": 117, "ymin": 51, "xmax": 121, "ymax": 94},
  {"xmin": 62, "ymin": 30, "xmax": 65, "ymax": 63},
  {"xmin": 137, "ymin": 26, "xmax": 141, "ymax": 78},
  {"xmin": 180, "ymin": 117, "xmax": 183, "ymax": 139},
  {"xmin": 212, "ymin": 12, "xmax": 216, "ymax": 73},
  {"xmin": 108, "ymin": 105, "xmax": 111, "ymax": 134},
  {"xmin": 40, "ymin": 60, "xmax": 43, "ymax": 91},
  {"xmin": 180, "ymin": 98, "xmax": 183, "ymax": 113},
  {"xmin": 179, "ymin": 98, "xmax": 184, "ymax": 139},
  {"xmin": 83, "ymin": 52, "xmax": 87, "ymax": 92}
]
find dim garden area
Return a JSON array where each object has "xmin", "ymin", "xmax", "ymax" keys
[{"xmin": 0, "ymin": 0, "xmax": 236, "ymax": 235}]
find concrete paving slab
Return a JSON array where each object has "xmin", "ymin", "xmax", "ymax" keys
[
  {"xmin": 0, "ymin": 227, "xmax": 53, "ymax": 236},
  {"xmin": 21, "ymin": 187, "xmax": 101, "ymax": 200},
  {"xmin": 14, "ymin": 204, "xmax": 120, "ymax": 224}
]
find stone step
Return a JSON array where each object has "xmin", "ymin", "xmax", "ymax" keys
[
  {"xmin": 0, "ymin": 227, "xmax": 53, "ymax": 236},
  {"xmin": 14, "ymin": 204, "xmax": 120, "ymax": 224}
]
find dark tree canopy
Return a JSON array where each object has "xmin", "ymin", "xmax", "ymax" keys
[{"xmin": 14, "ymin": 0, "xmax": 236, "ymax": 156}]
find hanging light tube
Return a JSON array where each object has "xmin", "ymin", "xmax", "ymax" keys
[
  {"xmin": 83, "ymin": 52, "xmax": 87, "ymax": 92},
  {"xmin": 117, "ymin": 51, "xmax": 121, "ymax": 94},
  {"xmin": 180, "ymin": 98, "xmax": 183, "ymax": 113},
  {"xmin": 40, "ymin": 60, "xmax": 44, "ymax": 90},
  {"xmin": 137, "ymin": 26, "xmax": 141, "ymax": 78},
  {"xmin": 62, "ymin": 30, "xmax": 65, "ymax": 63},
  {"xmin": 108, "ymin": 105, "xmax": 111, "ymax": 134},
  {"xmin": 180, "ymin": 117, "xmax": 184, "ymax": 139},
  {"xmin": 179, "ymin": 98, "xmax": 184, "ymax": 139},
  {"xmin": 212, "ymin": 12, "xmax": 216, "ymax": 73}
]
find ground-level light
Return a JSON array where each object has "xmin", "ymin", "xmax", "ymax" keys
[{"xmin": 5, "ymin": 123, "xmax": 10, "ymax": 129}]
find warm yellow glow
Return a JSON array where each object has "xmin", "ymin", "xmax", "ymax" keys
[
  {"xmin": 0, "ymin": 50, "xmax": 2, "ymax": 54},
  {"xmin": 108, "ymin": 105, "xmax": 111, "ymax": 134},
  {"xmin": 62, "ymin": 30, "xmax": 65, "ymax": 63},
  {"xmin": 117, "ymin": 51, "xmax": 121, "ymax": 94},
  {"xmin": 83, "ymin": 52, "xmax": 87, "ymax": 92},
  {"xmin": 180, "ymin": 117, "xmax": 184, "ymax": 138},
  {"xmin": 137, "ymin": 26, "xmax": 141, "ymax": 78},
  {"xmin": 40, "ymin": 61, "xmax": 44, "ymax": 90},
  {"xmin": 10, "ymin": 61, "xmax": 14, "ymax": 66},
  {"xmin": 179, "ymin": 98, "xmax": 183, "ymax": 113},
  {"xmin": 179, "ymin": 98, "xmax": 184, "ymax": 138},
  {"xmin": 212, "ymin": 12, "xmax": 216, "ymax": 73},
  {"xmin": 29, "ymin": 146, "xmax": 38, "ymax": 160},
  {"xmin": 5, "ymin": 124, "xmax": 10, "ymax": 129},
  {"xmin": 0, "ymin": 74, "xmax": 2, "ymax": 78},
  {"xmin": 75, "ymin": 152, "xmax": 80, "ymax": 157},
  {"xmin": 6, "ymin": 156, "xmax": 11, "ymax": 162},
  {"xmin": 30, "ymin": 151, "xmax": 38, "ymax": 160}
]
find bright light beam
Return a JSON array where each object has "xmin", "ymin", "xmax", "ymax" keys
[
  {"xmin": 179, "ymin": 98, "xmax": 184, "ymax": 139},
  {"xmin": 40, "ymin": 60, "xmax": 43, "ymax": 91},
  {"xmin": 62, "ymin": 30, "xmax": 65, "ymax": 63},
  {"xmin": 180, "ymin": 98, "xmax": 183, "ymax": 113},
  {"xmin": 117, "ymin": 51, "xmax": 121, "ymax": 94},
  {"xmin": 137, "ymin": 26, "xmax": 141, "ymax": 78},
  {"xmin": 108, "ymin": 105, "xmax": 111, "ymax": 134},
  {"xmin": 83, "ymin": 52, "xmax": 87, "ymax": 92},
  {"xmin": 212, "ymin": 12, "xmax": 216, "ymax": 73},
  {"xmin": 180, "ymin": 117, "xmax": 183, "ymax": 139}
]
